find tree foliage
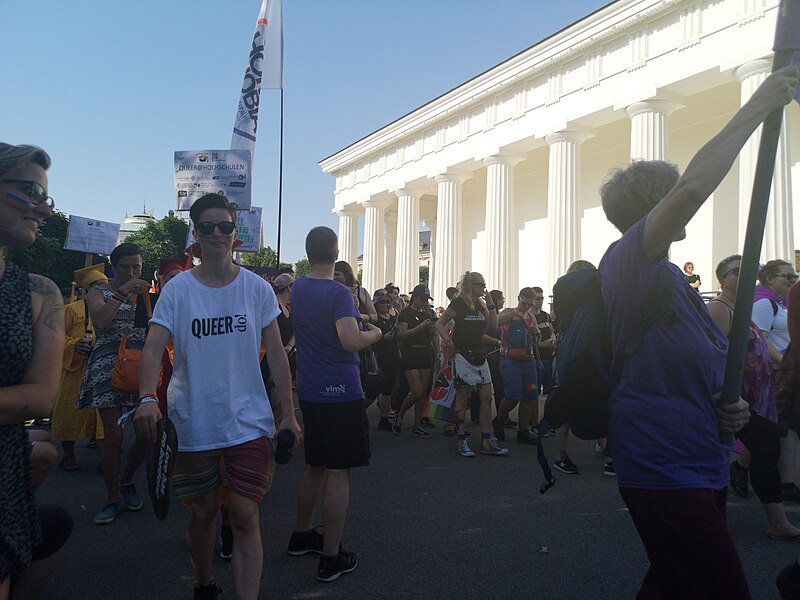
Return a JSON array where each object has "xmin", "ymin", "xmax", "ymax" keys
[
  {"xmin": 124, "ymin": 216, "xmax": 189, "ymax": 280},
  {"xmin": 239, "ymin": 246, "xmax": 292, "ymax": 271},
  {"xmin": 294, "ymin": 258, "xmax": 310, "ymax": 277},
  {"xmin": 7, "ymin": 210, "xmax": 99, "ymax": 290}
]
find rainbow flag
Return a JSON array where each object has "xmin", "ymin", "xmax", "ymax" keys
[{"xmin": 422, "ymin": 355, "xmax": 458, "ymax": 423}]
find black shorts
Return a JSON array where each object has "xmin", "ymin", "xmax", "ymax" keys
[
  {"xmin": 401, "ymin": 346, "xmax": 433, "ymax": 371},
  {"xmin": 300, "ymin": 399, "xmax": 370, "ymax": 470}
]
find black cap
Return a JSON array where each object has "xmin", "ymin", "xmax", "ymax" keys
[{"xmin": 411, "ymin": 285, "xmax": 433, "ymax": 300}]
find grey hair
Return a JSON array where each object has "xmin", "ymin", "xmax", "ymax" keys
[
  {"xmin": 0, "ymin": 143, "xmax": 51, "ymax": 179},
  {"xmin": 600, "ymin": 160, "xmax": 679, "ymax": 233}
]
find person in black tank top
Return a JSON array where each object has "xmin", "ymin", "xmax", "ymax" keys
[{"xmin": 436, "ymin": 272, "xmax": 508, "ymax": 457}]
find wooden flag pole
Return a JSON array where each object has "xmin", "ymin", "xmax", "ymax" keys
[{"xmin": 719, "ymin": 48, "xmax": 794, "ymax": 442}]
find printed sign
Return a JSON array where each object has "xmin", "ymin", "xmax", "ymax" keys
[
  {"xmin": 185, "ymin": 206, "xmax": 263, "ymax": 253},
  {"xmin": 64, "ymin": 215, "xmax": 121, "ymax": 255},
  {"xmin": 174, "ymin": 149, "xmax": 252, "ymax": 211}
]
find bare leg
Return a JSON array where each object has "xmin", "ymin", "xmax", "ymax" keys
[
  {"xmin": 555, "ymin": 425, "xmax": 569, "ymax": 456},
  {"xmin": 495, "ymin": 397, "xmax": 520, "ymax": 422},
  {"xmin": 322, "ymin": 469, "xmax": 350, "ymax": 556},
  {"xmin": 764, "ymin": 503, "xmax": 800, "ymax": 538},
  {"xmin": 187, "ymin": 490, "xmax": 220, "ymax": 586},
  {"xmin": 120, "ymin": 431, "xmax": 148, "ymax": 485},
  {"xmin": 454, "ymin": 387, "xmax": 469, "ymax": 434},
  {"xmin": 228, "ymin": 492, "xmax": 262, "ymax": 600},
  {"xmin": 29, "ymin": 440, "xmax": 58, "ymax": 491},
  {"xmin": 517, "ymin": 399, "xmax": 533, "ymax": 433},
  {"xmin": 737, "ymin": 446, "xmax": 752, "ymax": 470},
  {"xmin": 478, "ymin": 384, "xmax": 494, "ymax": 435},
  {"xmin": 294, "ymin": 466, "xmax": 326, "ymax": 532}
]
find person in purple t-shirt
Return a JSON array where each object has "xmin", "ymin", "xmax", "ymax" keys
[
  {"xmin": 598, "ymin": 65, "xmax": 797, "ymax": 599},
  {"xmin": 286, "ymin": 226, "xmax": 382, "ymax": 584}
]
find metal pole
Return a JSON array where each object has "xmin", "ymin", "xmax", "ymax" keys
[{"xmin": 275, "ymin": 88, "xmax": 284, "ymax": 271}]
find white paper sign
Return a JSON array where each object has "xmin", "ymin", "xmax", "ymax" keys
[
  {"xmin": 185, "ymin": 206, "xmax": 263, "ymax": 253},
  {"xmin": 64, "ymin": 215, "xmax": 121, "ymax": 255},
  {"xmin": 174, "ymin": 149, "xmax": 252, "ymax": 211}
]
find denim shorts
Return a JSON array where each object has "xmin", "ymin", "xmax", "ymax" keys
[{"xmin": 500, "ymin": 357, "xmax": 539, "ymax": 401}]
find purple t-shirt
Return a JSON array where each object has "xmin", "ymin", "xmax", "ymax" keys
[
  {"xmin": 599, "ymin": 218, "xmax": 729, "ymax": 490},
  {"xmin": 292, "ymin": 276, "xmax": 363, "ymax": 403}
]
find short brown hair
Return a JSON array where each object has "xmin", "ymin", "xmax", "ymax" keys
[
  {"xmin": 189, "ymin": 193, "xmax": 238, "ymax": 226},
  {"xmin": 306, "ymin": 226, "xmax": 338, "ymax": 265}
]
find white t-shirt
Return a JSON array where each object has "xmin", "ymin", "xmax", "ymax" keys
[
  {"xmin": 752, "ymin": 297, "xmax": 790, "ymax": 353},
  {"xmin": 150, "ymin": 267, "xmax": 281, "ymax": 451}
]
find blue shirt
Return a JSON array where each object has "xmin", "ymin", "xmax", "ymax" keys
[
  {"xmin": 599, "ymin": 218, "xmax": 729, "ymax": 490},
  {"xmin": 292, "ymin": 277, "xmax": 363, "ymax": 403}
]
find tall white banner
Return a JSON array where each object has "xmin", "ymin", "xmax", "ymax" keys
[
  {"xmin": 185, "ymin": 206, "xmax": 263, "ymax": 253},
  {"xmin": 174, "ymin": 150, "xmax": 252, "ymax": 211},
  {"xmin": 64, "ymin": 215, "xmax": 120, "ymax": 255},
  {"xmin": 231, "ymin": 0, "xmax": 283, "ymax": 155}
]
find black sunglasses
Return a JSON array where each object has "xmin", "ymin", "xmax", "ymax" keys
[
  {"xmin": 779, "ymin": 272, "xmax": 799, "ymax": 281},
  {"xmin": 196, "ymin": 221, "xmax": 236, "ymax": 236},
  {"xmin": 2, "ymin": 179, "xmax": 54, "ymax": 209},
  {"xmin": 721, "ymin": 266, "xmax": 740, "ymax": 278}
]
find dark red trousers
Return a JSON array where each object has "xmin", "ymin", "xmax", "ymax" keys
[{"xmin": 619, "ymin": 486, "xmax": 751, "ymax": 600}]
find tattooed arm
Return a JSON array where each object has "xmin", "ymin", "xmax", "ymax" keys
[{"xmin": 0, "ymin": 274, "xmax": 64, "ymax": 425}]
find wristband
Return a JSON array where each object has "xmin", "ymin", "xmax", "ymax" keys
[
  {"xmin": 138, "ymin": 395, "xmax": 158, "ymax": 406},
  {"xmin": 487, "ymin": 305, "xmax": 497, "ymax": 311}
]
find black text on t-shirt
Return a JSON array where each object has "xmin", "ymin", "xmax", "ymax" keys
[{"xmin": 191, "ymin": 313, "xmax": 248, "ymax": 339}]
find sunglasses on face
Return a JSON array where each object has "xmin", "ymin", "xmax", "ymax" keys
[
  {"xmin": 2, "ymin": 179, "xmax": 54, "ymax": 209},
  {"xmin": 779, "ymin": 272, "xmax": 799, "ymax": 281},
  {"xmin": 471, "ymin": 281, "xmax": 486, "ymax": 287},
  {"xmin": 196, "ymin": 221, "xmax": 236, "ymax": 236}
]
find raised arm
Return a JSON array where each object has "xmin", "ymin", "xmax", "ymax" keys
[
  {"xmin": 0, "ymin": 275, "xmax": 64, "ymax": 424},
  {"xmin": 642, "ymin": 65, "xmax": 798, "ymax": 259}
]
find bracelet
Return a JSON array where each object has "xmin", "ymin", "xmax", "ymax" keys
[
  {"xmin": 487, "ymin": 305, "xmax": 497, "ymax": 311},
  {"xmin": 138, "ymin": 395, "xmax": 158, "ymax": 405},
  {"xmin": 111, "ymin": 291, "xmax": 127, "ymax": 303}
]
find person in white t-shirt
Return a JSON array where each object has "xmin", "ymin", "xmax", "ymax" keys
[{"xmin": 135, "ymin": 193, "xmax": 301, "ymax": 600}]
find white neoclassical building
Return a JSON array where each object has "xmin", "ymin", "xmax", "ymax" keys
[{"xmin": 321, "ymin": 0, "xmax": 799, "ymax": 302}]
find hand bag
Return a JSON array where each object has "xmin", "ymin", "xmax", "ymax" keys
[{"xmin": 111, "ymin": 292, "xmax": 153, "ymax": 393}]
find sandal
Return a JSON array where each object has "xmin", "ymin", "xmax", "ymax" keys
[{"xmin": 59, "ymin": 457, "xmax": 81, "ymax": 471}]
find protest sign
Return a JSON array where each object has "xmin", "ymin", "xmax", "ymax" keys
[
  {"xmin": 64, "ymin": 215, "xmax": 120, "ymax": 255},
  {"xmin": 174, "ymin": 150, "xmax": 252, "ymax": 211}
]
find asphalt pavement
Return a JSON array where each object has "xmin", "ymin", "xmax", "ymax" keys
[{"xmin": 34, "ymin": 400, "xmax": 800, "ymax": 600}]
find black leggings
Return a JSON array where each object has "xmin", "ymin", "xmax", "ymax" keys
[{"xmin": 737, "ymin": 414, "xmax": 782, "ymax": 504}]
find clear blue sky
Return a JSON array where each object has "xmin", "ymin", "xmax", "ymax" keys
[{"xmin": 1, "ymin": 0, "xmax": 607, "ymax": 264}]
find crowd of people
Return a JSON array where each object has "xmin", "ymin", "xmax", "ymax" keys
[{"xmin": 1, "ymin": 64, "xmax": 799, "ymax": 600}]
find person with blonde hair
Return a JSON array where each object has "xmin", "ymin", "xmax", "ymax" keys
[{"xmin": 436, "ymin": 271, "xmax": 507, "ymax": 457}]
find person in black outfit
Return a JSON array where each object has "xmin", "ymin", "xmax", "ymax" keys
[
  {"xmin": 366, "ymin": 289, "xmax": 400, "ymax": 430},
  {"xmin": 393, "ymin": 285, "xmax": 439, "ymax": 438}
]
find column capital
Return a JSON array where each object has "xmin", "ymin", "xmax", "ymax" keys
[
  {"xmin": 482, "ymin": 154, "xmax": 525, "ymax": 168},
  {"xmin": 393, "ymin": 187, "xmax": 424, "ymax": 199},
  {"xmin": 334, "ymin": 206, "xmax": 361, "ymax": 217},
  {"xmin": 434, "ymin": 171, "xmax": 472, "ymax": 185},
  {"xmin": 362, "ymin": 198, "xmax": 392, "ymax": 210},
  {"xmin": 544, "ymin": 129, "xmax": 594, "ymax": 146},
  {"xmin": 734, "ymin": 58, "xmax": 772, "ymax": 82},
  {"xmin": 625, "ymin": 99, "xmax": 681, "ymax": 119}
]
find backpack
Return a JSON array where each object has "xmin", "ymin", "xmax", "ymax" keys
[
  {"xmin": 535, "ymin": 265, "xmax": 680, "ymax": 493},
  {"xmin": 504, "ymin": 316, "xmax": 533, "ymax": 359}
]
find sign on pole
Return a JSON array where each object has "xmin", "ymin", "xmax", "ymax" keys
[
  {"xmin": 174, "ymin": 150, "xmax": 252, "ymax": 211},
  {"xmin": 64, "ymin": 215, "xmax": 120, "ymax": 255}
]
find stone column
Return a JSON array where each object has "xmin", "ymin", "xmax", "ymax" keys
[
  {"xmin": 384, "ymin": 211, "xmax": 397, "ymax": 285},
  {"xmin": 362, "ymin": 199, "xmax": 390, "ymax": 293},
  {"xmin": 394, "ymin": 189, "xmax": 422, "ymax": 295},
  {"xmin": 735, "ymin": 59, "xmax": 795, "ymax": 260},
  {"xmin": 433, "ymin": 172, "xmax": 471, "ymax": 305},
  {"xmin": 336, "ymin": 208, "xmax": 360, "ymax": 274},
  {"xmin": 545, "ymin": 130, "xmax": 593, "ymax": 285},
  {"xmin": 425, "ymin": 218, "xmax": 437, "ymax": 297},
  {"xmin": 483, "ymin": 154, "xmax": 524, "ymax": 296},
  {"xmin": 625, "ymin": 99, "xmax": 680, "ymax": 161}
]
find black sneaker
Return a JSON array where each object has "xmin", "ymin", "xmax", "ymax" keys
[
  {"xmin": 392, "ymin": 417, "xmax": 402, "ymax": 435},
  {"xmin": 783, "ymin": 483, "xmax": 800, "ymax": 503},
  {"xmin": 421, "ymin": 417, "xmax": 436, "ymax": 429},
  {"xmin": 193, "ymin": 581, "xmax": 221, "ymax": 600},
  {"xmin": 530, "ymin": 425, "xmax": 554, "ymax": 438},
  {"xmin": 516, "ymin": 429, "xmax": 539, "ymax": 445},
  {"xmin": 554, "ymin": 455, "xmax": 579, "ymax": 475},
  {"xmin": 317, "ymin": 549, "xmax": 358, "ymax": 582},
  {"xmin": 730, "ymin": 462, "xmax": 749, "ymax": 498},
  {"xmin": 287, "ymin": 528, "xmax": 324, "ymax": 556},
  {"xmin": 502, "ymin": 418, "xmax": 518, "ymax": 428},
  {"xmin": 491, "ymin": 417, "xmax": 505, "ymax": 441},
  {"xmin": 603, "ymin": 460, "xmax": 616, "ymax": 477},
  {"xmin": 377, "ymin": 418, "xmax": 392, "ymax": 431},
  {"xmin": 220, "ymin": 525, "xmax": 232, "ymax": 560}
]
